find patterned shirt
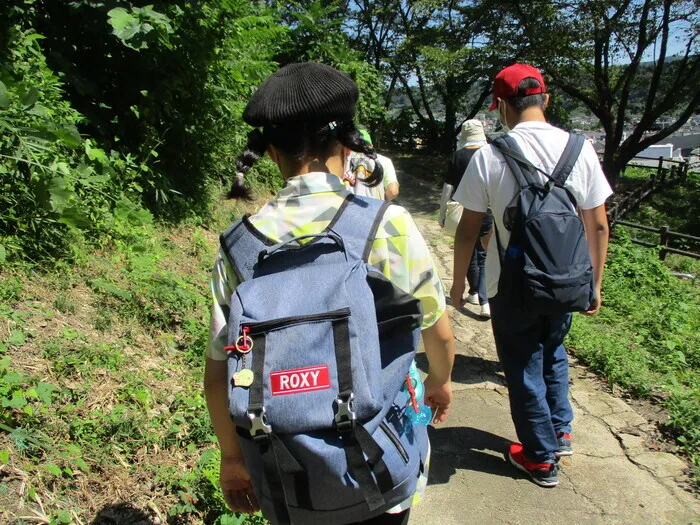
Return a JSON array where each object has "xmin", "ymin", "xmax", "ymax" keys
[{"xmin": 208, "ymin": 171, "xmax": 446, "ymax": 361}]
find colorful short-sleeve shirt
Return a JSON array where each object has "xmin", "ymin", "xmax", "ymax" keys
[{"xmin": 208, "ymin": 171, "xmax": 446, "ymax": 361}]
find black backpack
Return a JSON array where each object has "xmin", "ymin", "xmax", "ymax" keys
[{"xmin": 490, "ymin": 133, "xmax": 595, "ymax": 315}]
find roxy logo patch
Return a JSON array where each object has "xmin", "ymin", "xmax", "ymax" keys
[{"xmin": 270, "ymin": 365, "xmax": 331, "ymax": 396}]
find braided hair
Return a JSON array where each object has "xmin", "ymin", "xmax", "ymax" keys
[{"xmin": 228, "ymin": 120, "xmax": 383, "ymax": 199}]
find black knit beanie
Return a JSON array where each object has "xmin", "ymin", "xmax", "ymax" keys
[{"xmin": 242, "ymin": 63, "xmax": 359, "ymax": 127}]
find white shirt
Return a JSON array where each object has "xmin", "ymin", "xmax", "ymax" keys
[
  {"xmin": 377, "ymin": 153, "xmax": 398, "ymax": 187},
  {"xmin": 453, "ymin": 121, "xmax": 613, "ymax": 298}
]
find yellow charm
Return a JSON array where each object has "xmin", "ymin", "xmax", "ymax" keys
[{"xmin": 233, "ymin": 369, "xmax": 255, "ymax": 388}]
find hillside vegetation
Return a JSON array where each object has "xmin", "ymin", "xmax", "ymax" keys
[{"xmin": 0, "ymin": 198, "xmax": 272, "ymax": 524}]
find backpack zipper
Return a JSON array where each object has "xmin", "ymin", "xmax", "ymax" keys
[
  {"xmin": 380, "ymin": 421, "xmax": 409, "ymax": 463},
  {"xmin": 244, "ymin": 308, "xmax": 351, "ymax": 335}
]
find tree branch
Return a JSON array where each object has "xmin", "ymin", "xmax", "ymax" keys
[
  {"xmin": 620, "ymin": 89, "xmax": 700, "ymax": 162},
  {"xmin": 614, "ymin": 0, "xmax": 654, "ymax": 148},
  {"xmin": 397, "ymin": 69, "xmax": 429, "ymax": 125},
  {"xmin": 640, "ymin": 0, "xmax": 671, "ymax": 127}
]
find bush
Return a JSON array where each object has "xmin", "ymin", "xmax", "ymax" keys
[{"xmin": 0, "ymin": 23, "xmax": 152, "ymax": 263}]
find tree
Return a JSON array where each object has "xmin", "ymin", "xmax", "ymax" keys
[
  {"xmin": 349, "ymin": 0, "xmax": 522, "ymax": 153},
  {"xmin": 518, "ymin": 0, "xmax": 700, "ymax": 183},
  {"xmin": 275, "ymin": 1, "xmax": 387, "ymax": 129}
]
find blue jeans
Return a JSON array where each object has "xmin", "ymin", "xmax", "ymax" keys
[
  {"xmin": 467, "ymin": 240, "xmax": 487, "ymax": 305},
  {"xmin": 490, "ymin": 294, "xmax": 574, "ymax": 463}
]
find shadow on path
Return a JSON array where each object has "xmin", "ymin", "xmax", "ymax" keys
[
  {"xmin": 91, "ymin": 503, "xmax": 157, "ymax": 525},
  {"xmin": 427, "ymin": 426, "xmax": 515, "ymax": 485},
  {"xmin": 416, "ymin": 353, "xmax": 505, "ymax": 387}
]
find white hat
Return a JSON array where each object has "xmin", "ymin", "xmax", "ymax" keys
[{"xmin": 457, "ymin": 119, "xmax": 486, "ymax": 149}]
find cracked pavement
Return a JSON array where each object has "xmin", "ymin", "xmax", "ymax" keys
[{"xmin": 392, "ymin": 172, "xmax": 700, "ymax": 525}]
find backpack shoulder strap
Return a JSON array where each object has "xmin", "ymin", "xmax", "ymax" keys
[
  {"xmin": 330, "ymin": 193, "xmax": 392, "ymax": 262},
  {"xmin": 490, "ymin": 134, "xmax": 537, "ymax": 188},
  {"xmin": 219, "ymin": 217, "xmax": 272, "ymax": 283},
  {"xmin": 550, "ymin": 133, "xmax": 585, "ymax": 186}
]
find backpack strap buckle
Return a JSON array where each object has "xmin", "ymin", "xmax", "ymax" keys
[
  {"xmin": 247, "ymin": 407, "xmax": 272, "ymax": 441},
  {"xmin": 334, "ymin": 393, "xmax": 356, "ymax": 432}
]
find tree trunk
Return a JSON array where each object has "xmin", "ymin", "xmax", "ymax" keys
[{"xmin": 442, "ymin": 84, "xmax": 457, "ymax": 154}]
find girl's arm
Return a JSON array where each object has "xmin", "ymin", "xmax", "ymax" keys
[
  {"xmin": 204, "ymin": 357, "xmax": 259, "ymax": 514},
  {"xmin": 421, "ymin": 312, "xmax": 455, "ymax": 423}
]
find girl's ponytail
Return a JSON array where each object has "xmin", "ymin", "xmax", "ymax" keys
[
  {"xmin": 336, "ymin": 121, "xmax": 384, "ymax": 187},
  {"xmin": 228, "ymin": 129, "xmax": 268, "ymax": 200}
]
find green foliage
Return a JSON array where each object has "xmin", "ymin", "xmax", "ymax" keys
[
  {"xmin": 107, "ymin": 4, "xmax": 175, "ymax": 50},
  {"xmin": 0, "ymin": 212, "xmax": 254, "ymax": 521},
  {"xmin": 0, "ymin": 356, "xmax": 58, "ymax": 429},
  {"xmin": 568, "ymin": 230, "xmax": 700, "ymax": 471},
  {"xmin": 23, "ymin": 0, "xmax": 285, "ymax": 220},
  {"xmin": 277, "ymin": 1, "xmax": 386, "ymax": 127},
  {"xmin": 0, "ymin": 21, "xmax": 154, "ymax": 263}
]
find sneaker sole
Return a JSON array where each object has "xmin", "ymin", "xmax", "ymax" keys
[
  {"xmin": 555, "ymin": 450, "xmax": 574, "ymax": 458},
  {"xmin": 507, "ymin": 452, "xmax": 559, "ymax": 487}
]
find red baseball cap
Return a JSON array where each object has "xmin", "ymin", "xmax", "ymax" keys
[{"xmin": 489, "ymin": 64, "xmax": 546, "ymax": 110}]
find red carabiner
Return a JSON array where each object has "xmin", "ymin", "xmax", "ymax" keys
[
  {"xmin": 225, "ymin": 326, "xmax": 253, "ymax": 353},
  {"xmin": 405, "ymin": 374, "xmax": 419, "ymax": 414}
]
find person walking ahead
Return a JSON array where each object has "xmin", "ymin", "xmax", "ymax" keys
[
  {"xmin": 438, "ymin": 119, "xmax": 493, "ymax": 318},
  {"xmin": 450, "ymin": 64, "xmax": 612, "ymax": 487}
]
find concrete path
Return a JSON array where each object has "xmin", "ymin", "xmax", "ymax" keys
[{"xmin": 393, "ymin": 173, "xmax": 700, "ymax": 525}]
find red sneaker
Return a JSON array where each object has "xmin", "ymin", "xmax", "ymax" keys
[
  {"xmin": 507, "ymin": 443, "xmax": 558, "ymax": 487},
  {"xmin": 556, "ymin": 432, "xmax": 573, "ymax": 458}
]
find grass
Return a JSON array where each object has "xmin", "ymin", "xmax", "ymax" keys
[
  {"xmin": 567, "ymin": 230, "xmax": 700, "ymax": 482},
  {"xmin": 0, "ymin": 195, "xmax": 269, "ymax": 524}
]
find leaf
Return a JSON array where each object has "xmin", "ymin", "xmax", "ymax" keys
[
  {"xmin": 49, "ymin": 125, "xmax": 82, "ymax": 149},
  {"xmin": 0, "ymin": 450, "xmax": 9, "ymax": 464},
  {"xmin": 20, "ymin": 87, "xmax": 38, "ymax": 108},
  {"xmin": 8, "ymin": 331, "xmax": 25, "ymax": 346},
  {"xmin": 44, "ymin": 463, "xmax": 62, "ymax": 477},
  {"xmin": 217, "ymin": 514, "xmax": 247, "ymax": 525},
  {"xmin": 3, "ymin": 391, "xmax": 28, "ymax": 409},
  {"xmin": 27, "ymin": 104, "xmax": 48, "ymax": 117},
  {"xmin": 115, "ymin": 198, "xmax": 153, "ymax": 225},
  {"xmin": 107, "ymin": 8, "xmax": 141, "ymax": 42},
  {"xmin": 57, "ymin": 206, "xmax": 92, "ymax": 229},
  {"xmin": 0, "ymin": 80, "xmax": 9, "ymax": 108},
  {"xmin": 0, "ymin": 245, "xmax": 5, "ymax": 264},
  {"xmin": 48, "ymin": 177, "xmax": 75, "ymax": 213},
  {"xmin": 36, "ymin": 382, "xmax": 57, "ymax": 405},
  {"xmin": 85, "ymin": 141, "xmax": 108, "ymax": 164},
  {"xmin": 91, "ymin": 279, "xmax": 133, "ymax": 301}
]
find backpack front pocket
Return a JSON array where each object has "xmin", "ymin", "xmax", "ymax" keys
[{"xmin": 228, "ymin": 308, "xmax": 383, "ymax": 434}]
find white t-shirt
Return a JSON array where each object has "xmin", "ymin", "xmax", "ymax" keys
[
  {"xmin": 453, "ymin": 121, "xmax": 613, "ymax": 298},
  {"xmin": 377, "ymin": 153, "xmax": 398, "ymax": 187}
]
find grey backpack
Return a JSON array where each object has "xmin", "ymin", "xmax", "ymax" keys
[
  {"xmin": 219, "ymin": 194, "xmax": 429, "ymax": 525},
  {"xmin": 490, "ymin": 133, "xmax": 595, "ymax": 314}
]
